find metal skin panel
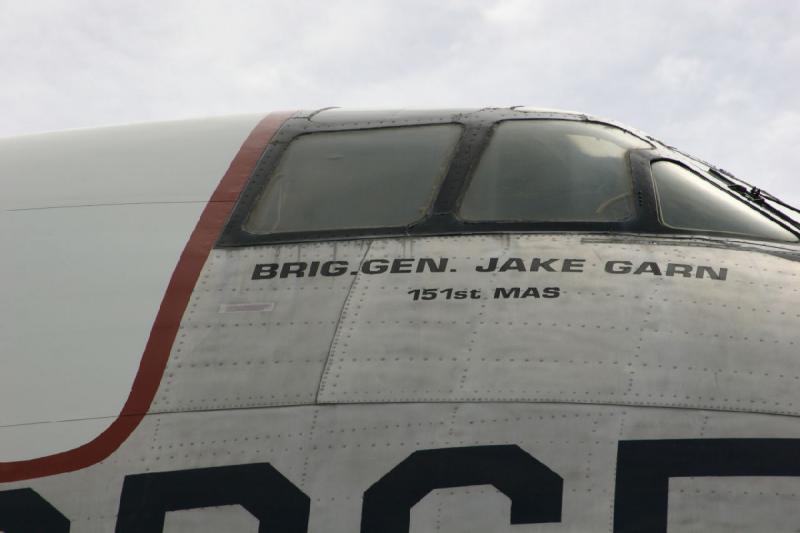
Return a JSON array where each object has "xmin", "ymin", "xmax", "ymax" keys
[
  {"xmin": 0, "ymin": 203, "xmax": 205, "ymax": 459},
  {"xmin": 0, "ymin": 115, "xmax": 262, "ymax": 461},
  {"xmin": 3, "ymin": 109, "xmax": 800, "ymax": 532},
  {"xmin": 4, "ymin": 232, "xmax": 786, "ymax": 531},
  {"xmin": 2, "ymin": 403, "xmax": 800, "ymax": 531},
  {"xmin": 315, "ymin": 235, "xmax": 799, "ymax": 415},
  {"xmin": 152, "ymin": 241, "xmax": 370, "ymax": 412},
  {"xmin": 0, "ymin": 114, "xmax": 264, "ymax": 210}
]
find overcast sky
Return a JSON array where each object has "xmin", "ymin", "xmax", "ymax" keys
[{"xmin": 2, "ymin": 0, "xmax": 799, "ymax": 205}]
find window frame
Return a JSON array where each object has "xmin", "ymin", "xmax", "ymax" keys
[
  {"xmin": 649, "ymin": 158, "xmax": 800, "ymax": 243},
  {"xmin": 219, "ymin": 119, "xmax": 469, "ymax": 246},
  {"xmin": 216, "ymin": 109, "xmax": 799, "ymax": 247},
  {"xmin": 241, "ymin": 124, "xmax": 465, "ymax": 237},
  {"xmin": 452, "ymin": 118, "xmax": 653, "ymax": 226}
]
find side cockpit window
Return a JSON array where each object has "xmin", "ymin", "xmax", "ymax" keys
[
  {"xmin": 651, "ymin": 161, "xmax": 798, "ymax": 242},
  {"xmin": 458, "ymin": 121, "xmax": 651, "ymax": 222},
  {"xmin": 244, "ymin": 125, "xmax": 462, "ymax": 234}
]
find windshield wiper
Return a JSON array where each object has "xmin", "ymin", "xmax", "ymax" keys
[
  {"xmin": 708, "ymin": 166, "xmax": 800, "ymax": 229},
  {"xmin": 647, "ymin": 139, "xmax": 800, "ymax": 234}
]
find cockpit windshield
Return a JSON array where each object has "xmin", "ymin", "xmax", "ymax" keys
[
  {"xmin": 220, "ymin": 108, "xmax": 799, "ymax": 246},
  {"xmin": 458, "ymin": 121, "xmax": 651, "ymax": 222},
  {"xmin": 245, "ymin": 125, "xmax": 461, "ymax": 234}
]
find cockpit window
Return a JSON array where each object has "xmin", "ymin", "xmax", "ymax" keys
[
  {"xmin": 244, "ymin": 125, "xmax": 462, "ymax": 234},
  {"xmin": 458, "ymin": 120, "xmax": 651, "ymax": 222},
  {"xmin": 651, "ymin": 161, "xmax": 798, "ymax": 242}
]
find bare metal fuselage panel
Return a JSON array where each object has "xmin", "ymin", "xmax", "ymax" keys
[{"xmin": 1, "ymin": 109, "xmax": 799, "ymax": 532}]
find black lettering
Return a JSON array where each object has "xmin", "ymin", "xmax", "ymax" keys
[
  {"xmin": 499, "ymin": 258, "xmax": 526, "ymax": 272},
  {"xmin": 696, "ymin": 265, "xmax": 728, "ymax": 281},
  {"xmin": 530, "ymin": 258, "xmax": 557, "ymax": 272},
  {"xmin": 543, "ymin": 287, "xmax": 560, "ymax": 298},
  {"xmin": 634, "ymin": 262, "xmax": 662, "ymax": 276},
  {"xmin": 307, "ymin": 261, "xmax": 320, "ymax": 277},
  {"xmin": 605, "ymin": 260, "xmax": 632, "ymax": 274},
  {"xmin": 521, "ymin": 287, "xmax": 540, "ymax": 298},
  {"xmin": 362, "ymin": 259, "xmax": 389, "ymax": 274},
  {"xmin": 494, "ymin": 287, "xmax": 521, "ymax": 299},
  {"xmin": 280, "ymin": 262, "xmax": 307, "ymax": 278},
  {"xmin": 614, "ymin": 439, "xmax": 800, "ymax": 533},
  {"xmin": 665, "ymin": 263, "xmax": 693, "ymax": 278},
  {"xmin": 476, "ymin": 257, "xmax": 498, "ymax": 272},
  {"xmin": 416, "ymin": 258, "xmax": 448, "ymax": 273},
  {"xmin": 390, "ymin": 259, "xmax": 414, "ymax": 274},
  {"xmin": 252, "ymin": 263, "xmax": 278, "ymax": 280},
  {"xmin": 562, "ymin": 259, "xmax": 585, "ymax": 273},
  {"xmin": 116, "ymin": 463, "xmax": 309, "ymax": 533},
  {"xmin": 321, "ymin": 261, "xmax": 349, "ymax": 276},
  {"xmin": 0, "ymin": 488, "xmax": 70, "ymax": 532},
  {"xmin": 421, "ymin": 288, "xmax": 437, "ymax": 300},
  {"xmin": 361, "ymin": 445, "xmax": 562, "ymax": 533}
]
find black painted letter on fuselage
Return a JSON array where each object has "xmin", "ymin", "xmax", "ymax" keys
[
  {"xmin": 115, "ymin": 463, "xmax": 309, "ymax": 533},
  {"xmin": 614, "ymin": 438, "xmax": 800, "ymax": 533},
  {"xmin": 0, "ymin": 488, "xmax": 70, "ymax": 532},
  {"xmin": 361, "ymin": 444, "xmax": 563, "ymax": 533}
]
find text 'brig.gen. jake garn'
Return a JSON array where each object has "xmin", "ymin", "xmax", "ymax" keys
[{"xmin": 251, "ymin": 257, "xmax": 728, "ymax": 281}]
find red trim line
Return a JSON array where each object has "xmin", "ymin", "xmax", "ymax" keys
[{"xmin": 0, "ymin": 111, "xmax": 294, "ymax": 482}]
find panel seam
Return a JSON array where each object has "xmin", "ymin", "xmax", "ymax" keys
[{"xmin": 314, "ymin": 240, "xmax": 373, "ymax": 403}]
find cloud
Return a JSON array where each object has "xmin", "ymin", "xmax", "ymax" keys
[{"xmin": 1, "ymin": 0, "xmax": 799, "ymax": 204}]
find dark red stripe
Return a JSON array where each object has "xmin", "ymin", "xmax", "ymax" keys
[{"xmin": 0, "ymin": 111, "xmax": 294, "ymax": 482}]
